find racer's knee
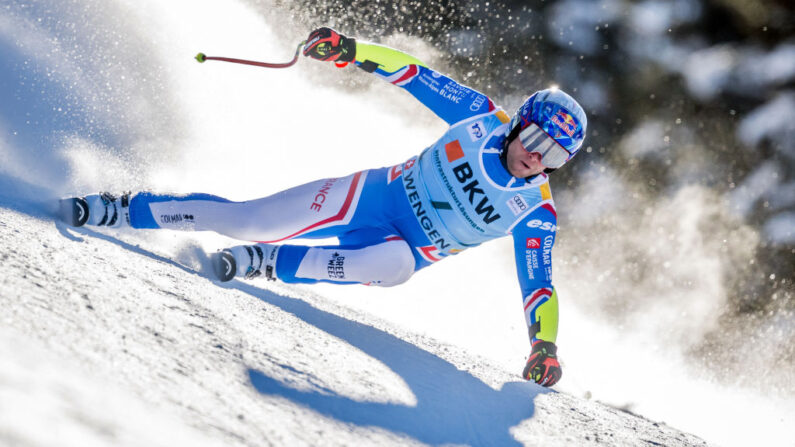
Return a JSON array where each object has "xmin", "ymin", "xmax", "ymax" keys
[
  {"xmin": 373, "ymin": 240, "xmax": 415, "ymax": 287},
  {"xmin": 291, "ymin": 239, "xmax": 415, "ymax": 286}
]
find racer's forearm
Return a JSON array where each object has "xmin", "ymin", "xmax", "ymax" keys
[
  {"xmin": 304, "ymin": 28, "xmax": 498, "ymax": 124},
  {"xmin": 512, "ymin": 202, "xmax": 559, "ymax": 344},
  {"xmin": 354, "ymin": 41, "xmax": 428, "ymax": 72},
  {"xmin": 525, "ymin": 287, "xmax": 559, "ymax": 343}
]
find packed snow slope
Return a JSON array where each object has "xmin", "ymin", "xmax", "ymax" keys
[
  {"xmin": 0, "ymin": 191, "xmax": 707, "ymax": 446},
  {"xmin": 0, "ymin": 1, "xmax": 793, "ymax": 446}
]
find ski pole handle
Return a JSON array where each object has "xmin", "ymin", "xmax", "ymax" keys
[{"xmin": 195, "ymin": 41, "xmax": 305, "ymax": 69}]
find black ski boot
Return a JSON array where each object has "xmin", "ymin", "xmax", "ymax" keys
[
  {"xmin": 211, "ymin": 250, "xmax": 237, "ymax": 282},
  {"xmin": 58, "ymin": 197, "xmax": 90, "ymax": 227},
  {"xmin": 211, "ymin": 244, "xmax": 280, "ymax": 282},
  {"xmin": 58, "ymin": 192, "xmax": 131, "ymax": 228}
]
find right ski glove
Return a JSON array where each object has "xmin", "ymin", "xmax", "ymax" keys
[
  {"xmin": 303, "ymin": 27, "xmax": 356, "ymax": 62},
  {"xmin": 523, "ymin": 340, "xmax": 562, "ymax": 387}
]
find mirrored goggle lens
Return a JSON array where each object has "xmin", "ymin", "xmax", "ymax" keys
[{"xmin": 519, "ymin": 123, "xmax": 571, "ymax": 169}]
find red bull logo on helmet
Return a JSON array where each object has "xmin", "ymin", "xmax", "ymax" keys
[{"xmin": 550, "ymin": 109, "xmax": 578, "ymax": 138}]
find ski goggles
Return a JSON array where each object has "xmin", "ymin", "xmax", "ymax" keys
[{"xmin": 518, "ymin": 122, "xmax": 573, "ymax": 169}]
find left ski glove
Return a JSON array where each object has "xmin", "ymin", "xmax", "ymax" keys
[
  {"xmin": 302, "ymin": 27, "xmax": 356, "ymax": 62},
  {"xmin": 523, "ymin": 340, "xmax": 562, "ymax": 387}
]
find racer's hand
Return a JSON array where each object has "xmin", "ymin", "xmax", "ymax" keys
[
  {"xmin": 523, "ymin": 340, "xmax": 562, "ymax": 387},
  {"xmin": 303, "ymin": 27, "xmax": 356, "ymax": 62}
]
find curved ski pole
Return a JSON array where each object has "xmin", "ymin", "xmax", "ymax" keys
[{"xmin": 195, "ymin": 41, "xmax": 306, "ymax": 69}]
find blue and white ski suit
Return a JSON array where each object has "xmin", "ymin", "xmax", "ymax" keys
[{"xmin": 126, "ymin": 42, "xmax": 560, "ymax": 343}]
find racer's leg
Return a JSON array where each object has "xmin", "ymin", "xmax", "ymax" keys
[
  {"xmin": 125, "ymin": 171, "xmax": 371, "ymax": 241},
  {"xmin": 269, "ymin": 231, "xmax": 415, "ymax": 287},
  {"xmin": 69, "ymin": 166, "xmax": 424, "ymax": 287}
]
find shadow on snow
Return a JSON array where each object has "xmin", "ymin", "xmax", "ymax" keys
[{"xmin": 238, "ymin": 287, "xmax": 547, "ymax": 446}]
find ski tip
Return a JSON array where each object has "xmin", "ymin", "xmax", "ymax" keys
[{"xmin": 195, "ymin": 52, "xmax": 206, "ymax": 63}]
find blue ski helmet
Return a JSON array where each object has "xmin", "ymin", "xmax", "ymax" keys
[{"xmin": 506, "ymin": 88, "xmax": 587, "ymax": 170}]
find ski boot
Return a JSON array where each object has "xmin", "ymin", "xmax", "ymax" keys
[
  {"xmin": 211, "ymin": 244, "xmax": 279, "ymax": 282},
  {"xmin": 59, "ymin": 196, "xmax": 90, "ymax": 227},
  {"xmin": 59, "ymin": 192, "xmax": 131, "ymax": 228}
]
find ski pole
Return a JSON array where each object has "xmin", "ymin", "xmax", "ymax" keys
[{"xmin": 195, "ymin": 41, "xmax": 305, "ymax": 69}]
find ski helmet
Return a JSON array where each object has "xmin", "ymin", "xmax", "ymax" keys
[{"xmin": 506, "ymin": 88, "xmax": 587, "ymax": 170}]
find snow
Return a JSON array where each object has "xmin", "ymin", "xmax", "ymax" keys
[
  {"xmin": 0, "ymin": 205, "xmax": 706, "ymax": 446},
  {"xmin": 764, "ymin": 212, "xmax": 795, "ymax": 245},
  {"xmin": 0, "ymin": 0, "xmax": 794, "ymax": 446},
  {"xmin": 735, "ymin": 43, "xmax": 795, "ymax": 89},
  {"xmin": 0, "ymin": 328, "xmax": 225, "ymax": 447},
  {"xmin": 628, "ymin": 0, "xmax": 702, "ymax": 37},
  {"xmin": 729, "ymin": 161, "xmax": 784, "ymax": 217},
  {"xmin": 768, "ymin": 181, "xmax": 795, "ymax": 211},
  {"xmin": 620, "ymin": 120, "xmax": 668, "ymax": 160},
  {"xmin": 547, "ymin": 0, "xmax": 623, "ymax": 55},
  {"xmin": 682, "ymin": 45, "xmax": 737, "ymax": 101},
  {"xmin": 737, "ymin": 91, "xmax": 795, "ymax": 156}
]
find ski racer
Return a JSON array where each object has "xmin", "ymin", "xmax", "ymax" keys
[{"xmin": 60, "ymin": 27, "xmax": 587, "ymax": 387}]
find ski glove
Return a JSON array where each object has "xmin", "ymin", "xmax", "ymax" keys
[
  {"xmin": 523, "ymin": 340, "xmax": 562, "ymax": 387},
  {"xmin": 303, "ymin": 27, "xmax": 356, "ymax": 62}
]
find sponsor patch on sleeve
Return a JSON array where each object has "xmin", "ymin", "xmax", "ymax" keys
[
  {"xmin": 526, "ymin": 219, "xmax": 557, "ymax": 232},
  {"xmin": 526, "ymin": 238, "xmax": 541, "ymax": 249}
]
